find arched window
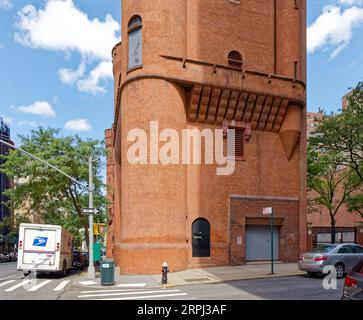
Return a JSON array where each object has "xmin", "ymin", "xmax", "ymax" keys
[
  {"xmin": 192, "ymin": 218, "xmax": 211, "ymax": 257},
  {"xmin": 228, "ymin": 50, "xmax": 243, "ymax": 69},
  {"xmin": 128, "ymin": 15, "xmax": 142, "ymax": 70}
]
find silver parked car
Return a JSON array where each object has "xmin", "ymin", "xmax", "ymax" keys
[{"xmin": 299, "ymin": 243, "xmax": 363, "ymax": 279}]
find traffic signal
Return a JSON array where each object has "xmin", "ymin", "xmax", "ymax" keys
[{"xmin": 93, "ymin": 224, "xmax": 100, "ymax": 235}]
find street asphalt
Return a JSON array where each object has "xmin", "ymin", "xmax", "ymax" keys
[{"xmin": 0, "ymin": 262, "xmax": 344, "ymax": 300}]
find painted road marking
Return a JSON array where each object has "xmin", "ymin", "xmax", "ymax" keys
[
  {"xmin": 5, "ymin": 280, "xmax": 31, "ymax": 292},
  {"xmin": 28, "ymin": 280, "xmax": 53, "ymax": 292},
  {"xmin": 0, "ymin": 280, "xmax": 16, "ymax": 288},
  {"xmin": 96, "ymin": 293, "xmax": 188, "ymax": 301},
  {"xmin": 0, "ymin": 275, "xmax": 17, "ymax": 281},
  {"xmin": 79, "ymin": 280, "xmax": 97, "ymax": 286},
  {"xmin": 78, "ymin": 289, "xmax": 181, "ymax": 299},
  {"xmin": 53, "ymin": 280, "xmax": 70, "ymax": 292},
  {"xmin": 80, "ymin": 289, "xmax": 149, "ymax": 294},
  {"xmin": 117, "ymin": 283, "xmax": 147, "ymax": 288}
]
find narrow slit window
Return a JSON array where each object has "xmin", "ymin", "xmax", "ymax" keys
[{"xmin": 128, "ymin": 16, "xmax": 143, "ymax": 70}]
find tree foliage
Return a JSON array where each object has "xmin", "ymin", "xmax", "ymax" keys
[
  {"xmin": 307, "ymin": 143, "xmax": 361, "ymax": 243},
  {"xmin": 311, "ymin": 82, "xmax": 363, "ymax": 180},
  {"xmin": 346, "ymin": 194, "xmax": 363, "ymax": 218},
  {"xmin": 308, "ymin": 82, "xmax": 363, "ymax": 243},
  {"xmin": 0, "ymin": 127, "xmax": 107, "ymax": 249}
]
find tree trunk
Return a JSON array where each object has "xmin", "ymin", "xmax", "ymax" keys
[{"xmin": 331, "ymin": 216, "xmax": 336, "ymax": 244}]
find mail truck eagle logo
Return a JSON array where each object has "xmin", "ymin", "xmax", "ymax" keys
[{"xmin": 33, "ymin": 237, "xmax": 48, "ymax": 247}]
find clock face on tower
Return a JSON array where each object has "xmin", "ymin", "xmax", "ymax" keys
[{"xmin": 128, "ymin": 28, "xmax": 142, "ymax": 69}]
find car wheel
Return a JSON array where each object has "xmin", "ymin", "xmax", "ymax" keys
[{"xmin": 335, "ymin": 263, "xmax": 345, "ymax": 279}]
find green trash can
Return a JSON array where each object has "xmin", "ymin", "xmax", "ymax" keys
[{"xmin": 100, "ymin": 259, "xmax": 115, "ymax": 286}]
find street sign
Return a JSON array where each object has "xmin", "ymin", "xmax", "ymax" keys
[
  {"xmin": 82, "ymin": 208, "xmax": 99, "ymax": 215},
  {"xmin": 262, "ymin": 207, "xmax": 273, "ymax": 215}
]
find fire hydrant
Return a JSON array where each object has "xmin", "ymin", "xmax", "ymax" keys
[{"xmin": 161, "ymin": 262, "xmax": 169, "ymax": 285}]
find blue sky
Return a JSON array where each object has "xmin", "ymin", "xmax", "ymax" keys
[{"xmin": 0, "ymin": 0, "xmax": 362, "ymax": 143}]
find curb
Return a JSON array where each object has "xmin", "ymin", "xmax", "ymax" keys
[
  {"xmin": 71, "ymin": 272, "xmax": 305, "ymax": 290},
  {"xmin": 162, "ymin": 272, "xmax": 305, "ymax": 288}
]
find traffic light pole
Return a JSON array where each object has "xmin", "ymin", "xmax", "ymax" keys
[
  {"xmin": 88, "ymin": 157, "xmax": 95, "ymax": 280},
  {"xmin": 0, "ymin": 138, "xmax": 97, "ymax": 279}
]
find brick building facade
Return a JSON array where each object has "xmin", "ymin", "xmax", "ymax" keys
[{"xmin": 106, "ymin": 0, "xmax": 308, "ymax": 274}]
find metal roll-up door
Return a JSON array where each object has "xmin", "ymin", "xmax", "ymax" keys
[{"xmin": 246, "ymin": 225, "xmax": 279, "ymax": 261}]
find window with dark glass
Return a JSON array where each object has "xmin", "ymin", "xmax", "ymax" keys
[{"xmin": 128, "ymin": 16, "xmax": 142, "ymax": 70}]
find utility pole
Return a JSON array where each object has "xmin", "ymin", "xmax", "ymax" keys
[
  {"xmin": 0, "ymin": 138, "xmax": 97, "ymax": 279},
  {"xmin": 88, "ymin": 157, "xmax": 95, "ymax": 279}
]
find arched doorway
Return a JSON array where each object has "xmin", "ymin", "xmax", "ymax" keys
[{"xmin": 192, "ymin": 218, "xmax": 210, "ymax": 257}]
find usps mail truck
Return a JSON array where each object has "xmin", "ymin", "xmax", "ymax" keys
[{"xmin": 17, "ymin": 223, "xmax": 73, "ymax": 276}]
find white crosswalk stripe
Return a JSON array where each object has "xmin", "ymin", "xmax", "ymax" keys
[
  {"xmin": 53, "ymin": 280, "xmax": 70, "ymax": 292},
  {"xmin": 78, "ymin": 288, "xmax": 190, "ymax": 301},
  {"xmin": 1, "ymin": 279, "xmax": 67, "ymax": 293},
  {"xmin": 0, "ymin": 279, "xmax": 190, "ymax": 300},
  {"xmin": 0, "ymin": 275, "xmax": 17, "ymax": 281},
  {"xmin": 117, "ymin": 283, "xmax": 146, "ymax": 288},
  {"xmin": 28, "ymin": 280, "xmax": 53, "ymax": 292},
  {"xmin": 95, "ymin": 293, "xmax": 188, "ymax": 301},
  {"xmin": 0, "ymin": 280, "xmax": 16, "ymax": 288},
  {"xmin": 5, "ymin": 280, "xmax": 32, "ymax": 292}
]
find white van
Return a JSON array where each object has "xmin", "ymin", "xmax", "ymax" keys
[{"xmin": 17, "ymin": 223, "xmax": 73, "ymax": 276}]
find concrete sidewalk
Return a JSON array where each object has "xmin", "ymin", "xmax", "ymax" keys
[{"xmin": 73, "ymin": 263, "xmax": 304, "ymax": 289}]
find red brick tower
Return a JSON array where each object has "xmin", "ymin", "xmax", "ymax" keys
[{"xmin": 107, "ymin": 0, "xmax": 307, "ymax": 274}]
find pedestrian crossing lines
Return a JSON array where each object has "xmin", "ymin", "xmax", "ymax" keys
[
  {"xmin": 0, "ymin": 279, "xmax": 195, "ymax": 300},
  {"xmin": 77, "ymin": 287, "xmax": 192, "ymax": 301},
  {"xmin": 0, "ymin": 279, "xmax": 70, "ymax": 293}
]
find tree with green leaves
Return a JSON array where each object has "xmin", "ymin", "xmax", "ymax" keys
[
  {"xmin": 346, "ymin": 194, "xmax": 363, "ymax": 218},
  {"xmin": 309, "ymin": 81, "xmax": 363, "ymax": 236},
  {"xmin": 0, "ymin": 127, "xmax": 107, "ymax": 250},
  {"xmin": 307, "ymin": 143, "xmax": 361, "ymax": 244},
  {"xmin": 312, "ymin": 82, "xmax": 363, "ymax": 178},
  {"xmin": 0, "ymin": 213, "xmax": 31, "ymax": 252}
]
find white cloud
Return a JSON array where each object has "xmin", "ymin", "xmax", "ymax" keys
[
  {"xmin": 307, "ymin": 5, "xmax": 363, "ymax": 59},
  {"xmin": 15, "ymin": 0, "xmax": 120, "ymax": 60},
  {"xmin": 77, "ymin": 61, "xmax": 113, "ymax": 95},
  {"xmin": 65, "ymin": 119, "xmax": 92, "ymax": 132},
  {"xmin": 58, "ymin": 62, "xmax": 85, "ymax": 85},
  {"xmin": 15, "ymin": 0, "xmax": 119, "ymax": 95},
  {"xmin": 14, "ymin": 101, "xmax": 56, "ymax": 118},
  {"xmin": 0, "ymin": 0, "xmax": 12, "ymax": 10}
]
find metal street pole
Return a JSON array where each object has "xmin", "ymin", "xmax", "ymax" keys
[
  {"xmin": 270, "ymin": 208, "xmax": 274, "ymax": 275},
  {"xmin": 88, "ymin": 157, "xmax": 95, "ymax": 279}
]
